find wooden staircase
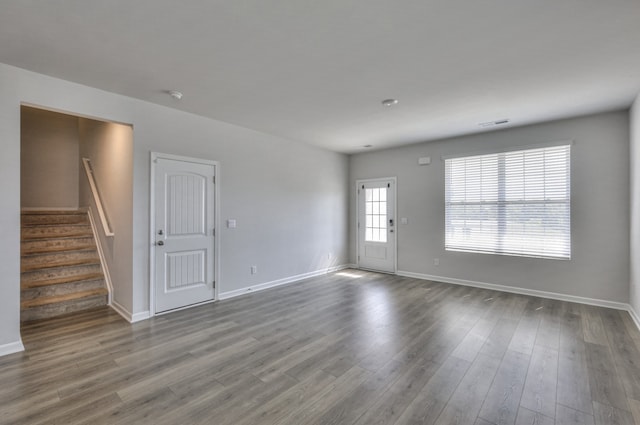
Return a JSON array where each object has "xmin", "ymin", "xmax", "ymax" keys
[{"xmin": 21, "ymin": 210, "xmax": 109, "ymax": 322}]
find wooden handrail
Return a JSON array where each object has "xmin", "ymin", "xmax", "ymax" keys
[{"xmin": 82, "ymin": 158, "xmax": 114, "ymax": 237}]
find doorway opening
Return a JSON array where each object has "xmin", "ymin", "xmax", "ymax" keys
[{"xmin": 20, "ymin": 105, "xmax": 133, "ymax": 322}]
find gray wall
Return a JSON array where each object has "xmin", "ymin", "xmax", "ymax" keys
[
  {"xmin": 350, "ymin": 111, "xmax": 630, "ymax": 303},
  {"xmin": 0, "ymin": 62, "xmax": 349, "ymax": 349},
  {"xmin": 630, "ymin": 95, "xmax": 640, "ymax": 314},
  {"xmin": 79, "ymin": 118, "xmax": 134, "ymax": 312},
  {"xmin": 21, "ymin": 107, "xmax": 79, "ymax": 209}
]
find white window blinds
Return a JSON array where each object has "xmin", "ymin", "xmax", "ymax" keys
[{"xmin": 445, "ymin": 144, "xmax": 571, "ymax": 259}]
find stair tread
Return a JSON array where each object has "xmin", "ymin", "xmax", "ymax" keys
[
  {"xmin": 21, "ymin": 235, "xmax": 95, "ymax": 244},
  {"xmin": 21, "ymin": 231, "xmax": 94, "ymax": 241},
  {"xmin": 20, "ymin": 210, "xmax": 108, "ymax": 321},
  {"xmin": 21, "ymin": 210, "xmax": 87, "ymax": 215},
  {"xmin": 21, "ymin": 288, "xmax": 108, "ymax": 309},
  {"xmin": 21, "ymin": 257, "xmax": 100, "ymax": 272},
  {"xmin": 22, "ymin": 243, "xmax": 96, "ymax": 255},
  {"xmin": 21, "ymin": 273, "xmax": 104, "ymax": 289},
  {"xmin": 22, "ymin": 224, "xmax": 91, "ymax": 229},
  {"xmin": 22, "ymin": 247, "xmax": 98, "ymax": 257}
]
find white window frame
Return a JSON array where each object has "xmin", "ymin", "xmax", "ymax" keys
[{"xmin": 444, "ymin": 143, "xmax": 571, "ymax": 260}]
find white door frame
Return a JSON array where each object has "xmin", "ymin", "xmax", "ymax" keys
[
  {"xmin": 355, "ymin": 177, "xmax": 398, "ymax": 274},
  {"xmin": 149, "ymin": 152, "xmax": 220, "ymax": 316}
]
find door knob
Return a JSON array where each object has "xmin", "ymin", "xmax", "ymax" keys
[{"xmin": 157, "ymin": 241, "xmax": 164, "ymax": 246}]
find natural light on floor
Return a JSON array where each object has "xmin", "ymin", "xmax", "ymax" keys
[{"xmin": 336, "ymin": 272, "xmax": 364, "ymax": 279}]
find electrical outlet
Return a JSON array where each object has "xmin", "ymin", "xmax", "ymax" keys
[
  {"xmin": 250, "ymin": 265, "xmax": 257, "ymax": 274},
  {"xmin": 433, "ymin": 258, "xmax": 440, "ymax": 266}
]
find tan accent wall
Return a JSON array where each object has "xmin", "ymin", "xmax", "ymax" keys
[{"xmin": 21, "ymin": 107, "xmax": 79, "ymax": 209}]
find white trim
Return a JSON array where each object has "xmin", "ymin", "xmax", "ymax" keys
[
  {"xmin": 149, "ymin": 152, "xmax": 220, "ymax": 316},
  {"xmin": 355, "ymin": 177, "xmax": 398, "ymax": 273},
  {"xmin": 82, "ymin": 158, "xmax": 114, "ymax": 237},
  {"xmin": 396, "ymin": 270, "xmax": 629, "ymax": 311},
  {"xmin": 21, "ymin": 102, "xmax": 134, "ymax": 127},
  {"xmin": 110, "ymin": 300, "xmax": 151, "ymax": 323},
  {"xmin": 220, "ymin": 265, "xmax": 350, "ymax": 300},
  {"xmin": 20, "ymin": 207, "xmax": 80, "ymax": 211},
  {"xmin": 628, "ymin": 304, "xmax": 640, "ymax": 332},
  {"xmin": 440, "ymin": 140, "xmax": 574, "ymax": 160},
  {"xmin": 110, "ymin": 300, "xmax": 133, "ymax": 322},
  {"xmin": 0, "ymin": 340, "xmax": 25, "ymax": 357},
  {"xmin": 151, "ymin": 152, "xmax": 218, "ymax": 166},
  {"xmin": 131, "ymin": 311, "xmax": 151, "ymax": 323},
  {"xmin": 154, "ymin": 299, "xmax": 216, "ymax": 316},
  {"xmin": 86, "ymin": 207, "xmax": 113, "ymax": 304}
]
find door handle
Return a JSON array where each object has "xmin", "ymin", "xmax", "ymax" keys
[{"xmin": 157, "ymin": 241, "xmax": 164, "ymax": 246}]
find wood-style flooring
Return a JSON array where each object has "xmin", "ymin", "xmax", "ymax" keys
[{"xmin": 2, "ymin": 270, "xmax": 640, "ymax": 424}]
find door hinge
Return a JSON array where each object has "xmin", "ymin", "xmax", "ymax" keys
[
  {"xmin": 362, "ymin": 184, "xmax": 365, "ymax": 189},
  {"xmin": 212, "ymin": 176, "xmax": 216, "ymax": 184},
  {"xmin": 357, "ymin": 222, "xmax": 360, "ymax": 229},
  {"xmin": 212, "ymin": 228, "xmax": 215, "ymax": 236},
  {"xmin": 212, "ymin": 281, "xmax": 216, "ymax": 288},
  {"xmin": 388, "ymin": 183, "xmax": 390, "ymax": 188}
]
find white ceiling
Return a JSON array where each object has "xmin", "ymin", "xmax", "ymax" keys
[{"xmin": 1, "ymin": 1, "xmax": 639, "ymax": 153}]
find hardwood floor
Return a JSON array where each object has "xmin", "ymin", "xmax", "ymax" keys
[{"xmin": 2, "ymin": 270, "xmax": 640, "ymax": 424}]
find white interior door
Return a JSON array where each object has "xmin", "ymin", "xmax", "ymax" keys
[
  {"xmin": 357, "ymin": 178, "xmax": 396, "ymax": 273},
  {"xmin": 154, "ymin": 156, "xmax": 215, "ymax": 313}
]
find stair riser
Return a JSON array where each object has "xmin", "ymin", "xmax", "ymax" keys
[
  {"xmin": 22, "ymin": 237, "xmax": 95, "ymax": 254},
  {"xmin": 21, "ymin": 295, "xmax": 108, "ymax": 322},
  {"xmin": 22, "ymin": 279, "xmax": 106, "ymax": 300},
  {"xmin": 22, "ymin": 214, "xmax": 89, "ymax": 226},
  {"xmin": 22, "ymin": 250, "xmax": 100, "ymax": 272},
  {"xmin": 22, "ymin": 264, "xmax": 103, "ymax": 284},
  {"xmin": 22, "ymin": 225, "xmax": 93, "ymax": 240},
  {"xmin": 20, "ymin": 211, "xmax": 108, "ymax": 322}
]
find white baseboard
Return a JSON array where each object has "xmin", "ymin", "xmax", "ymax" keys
[
  {"xmin": 131, "ymin": 311, "xmax": 151, "ymax": 323},
  {"xmin": 219, "ymin": 264, "xmax": 351, "ymax": 300},
  {"xmin": 396, "ymin": 270, "xmax": 630, "ymax": 311},
  {"xmin": 154, "ymin": 299, "xmax": 216, "ymax": 316},
  {"xmin": 110, "ymin": 300, "xmax": 132, "ymax": 322},
  {"xmin": 0, "ymin": 340, "xmax": 25, "ymax": 357},
  {"xmin": 628, "ymin": 304, "xmax": 640, "ymax": 332},
  {"xmin": 110, "ymin": 300, "xmax": 151, "ymax": 323}
]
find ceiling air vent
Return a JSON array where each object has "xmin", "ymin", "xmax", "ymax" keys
[{"xmin": 478, "ymin": 119, "xmax": 510, "ymax": 128}]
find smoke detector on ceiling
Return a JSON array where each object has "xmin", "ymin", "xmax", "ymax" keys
[
  {"xmin": 381, "ymin": 99, "xmax": 399, "ymax": 107},
  {"xmin": 168, "ymin": 90, "xmax": 183, "ymax": 100}
]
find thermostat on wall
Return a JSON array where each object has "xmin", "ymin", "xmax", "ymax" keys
[{"xmin": 418, "ymin": 156, "xmax": 431, "ymax": 165}]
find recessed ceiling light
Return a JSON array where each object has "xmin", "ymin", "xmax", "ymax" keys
[
  {"xmin": 381, "ymin": 99, "xmax": 398, "ymax": 107},
  {"xmin": 168, "ymin": 90, "xmax": 183, "ymax": 100},
  {"xmin": 363, "ymin": 144, "xmax": 373, "ymax": 148}
]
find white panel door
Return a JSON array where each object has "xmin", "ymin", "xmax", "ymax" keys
[
  {"xmin": 357, "ymin": 179, "xmax": 396, "ymax": 273},
  {"xmin": 154, "ymin": 157, "xmax": 215, "ymax": 313}
]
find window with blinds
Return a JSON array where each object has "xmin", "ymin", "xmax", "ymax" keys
[{"xmin": 445, "ymin": 144, "xmax": 571, "ymax": 259}]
